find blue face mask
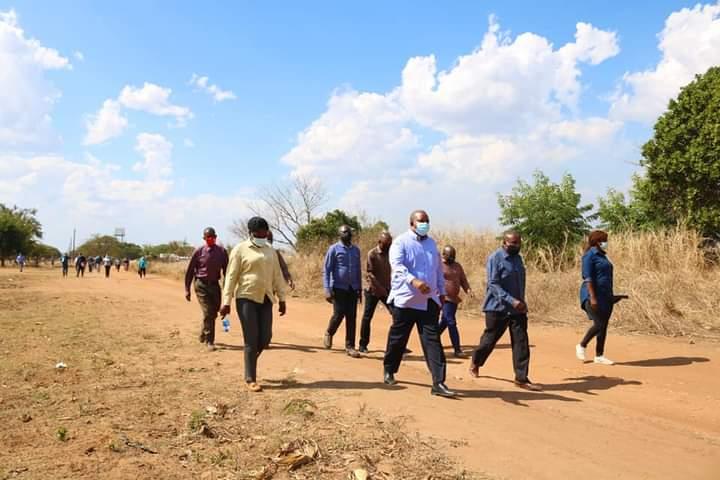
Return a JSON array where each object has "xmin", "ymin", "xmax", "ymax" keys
[
  {"xmin": 252, "ymin": 237, "xmax": 268, "ymax": 248},
  {"xmin": 415, "ymin": 222, "xmax": 430, "ymax": 237}
]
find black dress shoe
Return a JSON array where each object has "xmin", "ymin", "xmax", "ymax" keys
[
  {"xmin": 514, "ymin": 379, "xmax": 542, "ymax": 391},
  {"xmin": 358, "ymin": 346, "xmax": 369, "ymax": 354},
  {"xmin": 383, "ymin": 371, "xmax": 397, "ymax": 385},
  {"xmin": 431, "ymin": 382, "xmax": 456, "ymax": 398}
]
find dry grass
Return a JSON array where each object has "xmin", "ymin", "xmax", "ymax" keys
[
  {"xmin": 147, "ymin": 229, "xmax": 720, "ymax": 338},
  {"xmin": 286, "ymin": 228, "xmax": 720, "ymax": 338}
]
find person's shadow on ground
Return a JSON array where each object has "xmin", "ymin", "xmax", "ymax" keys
[
  {"xmin": 616, "ymin": 357, "xmax": 710, "ymax": 367},
  {"xmin": 473, "ymin": 375, "xmax": 641, "ymax": 397}
]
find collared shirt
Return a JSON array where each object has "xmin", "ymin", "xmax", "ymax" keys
[
  {"xmin": 482, "ymin": 248, "xmax": 526, "ymax": 314},
  {"xmin": 366, "ymin": 246, "xmax": 391, "ymax": 298},
  {"xmin": 60, "ymin": 255, "xmax": 69, "ymax": 266},
  {"xmin": 138, "ymin": 257, "xmax": 147, "ymax": 268},
  {"xmin": 443, "ymin": 261, "xmax": 470, "ymax": 304},
  {"xmin": 580, "ymin": 246, "xmax": 614, "ymax": 310},
  {"xmin": 103, "ymin": 256, "xmax": 112, "ymax": 266},
  {"xmin": 387, "ymin": 230, "xmax": 445, "ymax": 311},
  {"xmin": 222, "ymin": 239, "xmax": 287, "ymax": 306},
  {"xmin": 323, "ymin": 242, "xmax": 362, "ymax": 293},
  {"xmin": 185, "ymin": 244, "xmax": 229, "ymax": 292}
]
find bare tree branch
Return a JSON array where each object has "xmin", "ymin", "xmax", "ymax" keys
[{"xmin": 231, "ymin": 175, "xmax": 327, "ymax": 250}]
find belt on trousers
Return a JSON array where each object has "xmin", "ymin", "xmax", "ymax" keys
[{"xmin": 195, "ymin": 277, "xmax": 219, "ymax": 285}]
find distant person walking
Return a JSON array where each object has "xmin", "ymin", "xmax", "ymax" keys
[
  {"xmin": 439, "ymin": 245, "xmax": 474, "ymax": 357},
  {"xmin": 358, "ymin": 231, "xmax": 393, "ymax": 354},
  {"xmin": 137, "ymin": 256, "xmax": 147, "ymax": 278},
  {"xmin": 185, "ymin": 227, "xmax": 229, "ymax": 351},
  {"xmin": 576, "ymin": 230, "xmax": 626, "ymax": 365},
  {"xmin": 322, "ymin": 225, "xmax": 363, "ymax": 358},
  {"xmin": 87, "ymin": 256, "xmax": 95, "ymax": 273},
  {"xmin": 60, "ymin": 253, "xmax": 69, "ymax": 278},
  {"xmin": 267, "ymin": 231, "xmax": 294, "ymax": 290},
  {"xmin": 383, "ymin": 210, "xmax": 455, "ymax": 398},
  {"xmin": 95, "ymin": 256, "xmax": 102, "ymax": 273},
  {"xmin": 114, "ymin": 257, "xmax": 121, "ymax": 272},
  {"xmin": 220, "ymin": 217, "xmax": 287, "ymax": 392},
  {"xmin": 122, "ymin": 257, "xmax": 130, "ymax": 271},
  {"xmin": 103, "ymin": 254, "xmax": 112, "ymax": 278},
  {"xmin": 75, "ymin": 254, "xmax": 86, "ymax": 277},
  {"xmin": 16, "ymin": 253, "xmax": 26, "ymax": 272},
  {"xmin": 469, "ymin": 231, "xmax": 541, "ymax": 391}
]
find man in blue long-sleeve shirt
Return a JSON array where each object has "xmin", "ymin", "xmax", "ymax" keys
[
  {"xmin": 382, "ymin": 210, "xmax": 455, "ymax": 398},
  {"xmin": 469, "ymin": 231, "xmax": 541, "ymax": 391},
  {"xmin": 323, "ymin": 225, "xmax": 363, "ymax": 358}
]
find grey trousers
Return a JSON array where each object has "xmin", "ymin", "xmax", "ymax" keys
[{"xmin": 237, "ymin": 296, "xmax": 273, "ymax": 382}]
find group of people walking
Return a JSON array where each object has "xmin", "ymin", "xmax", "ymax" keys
[
  {"xmin": 67, "ymin": 254, "xmax": 141, "ymax": 278},
  {"xmin": 185, "ymin": 210, "xmax": 624, "ymax": 397}
]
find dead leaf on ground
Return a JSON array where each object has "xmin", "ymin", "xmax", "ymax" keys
[{"xmin": 275, "ymin": 438, "xmax": 320, "ymax": 471}]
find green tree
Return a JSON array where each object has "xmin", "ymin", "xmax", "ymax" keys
[
  {"xmin": 28, "ymin": 243, "xmax": 61, "ymax": 266},
  {"xmin": 637, "ymin": 66, "xmax": 720, "ymax": 237},
  {"xmin": 76, "ymin": 235, "xmax": 144, "ymax": 259},
  {"xmin": 498, "ymin": 171, "xmax": 594, "ymax": 251},
  {"xmin": 596, "ymin": 182, "xmax": 657, "ymax": 232},
  {"xmin": 296, "ymin": 209, "xmax": 362, "ymax": 248},
  {"xmin": 0, "ymin": 204, "xmax": 43, "ymax": 266}
]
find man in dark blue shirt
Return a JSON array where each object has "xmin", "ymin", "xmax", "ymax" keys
[
  {"xmin": 323, "ymin": 225, "xmax": 362, "ymax": 358},
  {"xmin": 470, "ymin": 231, "xmax": 541, "ymax": 391}
]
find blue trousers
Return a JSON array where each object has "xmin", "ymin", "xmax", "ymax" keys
[{"xmin": 438, "ymin": 301, "xmax": 461, "ymax": 351}]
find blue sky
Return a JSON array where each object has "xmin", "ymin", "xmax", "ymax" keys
[{"xmin": 2, "ymin": 1, "xmax": 720, "ymax": 250}]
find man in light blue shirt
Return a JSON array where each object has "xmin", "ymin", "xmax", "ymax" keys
[
  {"xmin": 383, "ymin": 210, "xmax": 455, "ymax": 398},
  {"xmin": 322, "ymin": 225, "xmax": 363, "ymax": 358}
]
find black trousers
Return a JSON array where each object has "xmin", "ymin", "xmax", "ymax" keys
[
  {"xmin": 471, "ymin": 311, "xmax": 530, "ymax": 383},
  {"xmin": 580, "ymin": 301, "xmax": 612, "ymax": 356},
  {"xmin": 359, "ymin": 289, "xmax": 389, "ymax": 349},
  {"xmin": 237, "ymin": 296, "xmax": 273, "ymax": 382},
  {"xmin": 383, "ymin": 300, "xmax": 446, "ymax": 385},
  {"xmin": 195, "ymin": 279, "xmax": 221, "ymax": 344},
  {"xmin": 326, "ymin": 288, "xmax": 358, "ymax": 349},
  {"xmin": 104, "ymin": 265, "xmax": 111, "ymax": 277}
]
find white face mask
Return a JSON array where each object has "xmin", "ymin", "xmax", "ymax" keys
[
  {"xmin": 599, "ymin": 241, "xmax": 608, "ymax": 251},
  {"xmin": 252, "ymin": 237, "xmax": 268, "ymax": 248}
]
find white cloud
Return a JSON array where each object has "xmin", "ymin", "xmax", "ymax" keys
[
  {"xmin": 183, "ymin": 138, "xmax": 195, "ymax": 148},
  {"xmin": 189, "ymin": 73, "xmax": 236, "ymax": 102},
  {"xmin": 73, "ymin": 51, "xmax": 84, "ymax": 62},
  {"xmin": 83, "ymin": 82, "xmax": 193, "ymax": 145},
  {"xmin": 119, "ymin": 82, "xmax": 193, "ymax": 123},
  {"xmin": 133, "ymin": 133, "xmax": 173, "ymax": 179},
  {"xmin": 0, "ymin": 9, "xmax": 71, "ymax": 146},
  {"xmin": 610, "ymin": 2, "xmax": 720, "ymax": 123},
  {"xmin": 282, "ymin": 89, "xmax": 417, "ymax": 177},
  {"xmin": 397, "ymin": 18, "xmax": 619, "ymax": 136},
  {"xmin": 83, "ymin": 99, "xmax": 128, "ymax": 145},
  {"xmin": 281, "ymin": 16, "xmax": 624, "ymax": 232}
]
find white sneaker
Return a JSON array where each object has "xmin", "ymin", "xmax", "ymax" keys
[
  {"xmin": 575, "ymin": 344, "xmax": 586, "ymax": 361},
  {"xmin": 594, "ymin": 356, "xmax": 614, "ymax": 365}
]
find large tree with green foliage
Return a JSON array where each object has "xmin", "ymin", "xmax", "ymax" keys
[
  {"xmin": 76, "ymin": 235, "xmax": 143, "ymax": 259},
  {"xmin": 635, "ymin": 66, "xmax": 720, "ymax": 237},
  {"xmin": 296, "ymin": 209, "xmax": 363, "ymax": 248},
  {"xmin": 498, "ymin": 171, "xmax": 594, "ymax": 251},
  {"xmin": 0, "ymin": 204, "xmax": 43, "ymax": 266}
]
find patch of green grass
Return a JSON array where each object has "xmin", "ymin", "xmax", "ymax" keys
[
  {"xmin": 283, "ymin": 399, "xmax": 317, "ymax": 418},
  {"xmin": 188, "ymin": 410, "xmax": 207, "ymax": 432},
  {"xmin": 56, "ymin": 426, "xmax": 68, "ymax": 442}
]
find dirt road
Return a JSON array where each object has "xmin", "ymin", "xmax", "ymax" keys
[{"xmin": 5, "ymin": 269, "xmax": 720, "ymax": 479}]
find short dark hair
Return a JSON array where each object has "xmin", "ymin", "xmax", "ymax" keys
[
  {"xmin": 203, "ymin": 227, "xmax": 216, "ymax": 237},
  {"xmin": 247, "ymin": 216, "xmax": 269, "ymax": 233}
]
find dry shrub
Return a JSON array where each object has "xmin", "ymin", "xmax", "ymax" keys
[{"xmin": 285, "ymin": 227, "xmax": 720, "ymax": 338}]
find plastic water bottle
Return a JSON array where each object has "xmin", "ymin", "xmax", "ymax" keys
[{"xmin": 222, "ymin": 316, "xmax": 230, "ymax": 332}]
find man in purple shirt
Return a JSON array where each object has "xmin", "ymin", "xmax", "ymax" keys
[
  {"xmin": 383, "ymin": 210, "xmax": 455, "ymax": 398},
  {"xmin": 185, "ymin": 227, "xmax": 229, "ymax": 351},
  {"xmin": 323, "ymin": 224, "xmax": 362, "ymax": 358}
]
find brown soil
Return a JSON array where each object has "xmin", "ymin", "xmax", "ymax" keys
[{"xmin": 1, "ymin": 268, "xmax": 719, "ymax": 479}]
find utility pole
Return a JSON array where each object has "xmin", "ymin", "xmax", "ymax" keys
[{"xmin": 72, "ymin": 228, "xmax": 76, "ymax": 257}]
